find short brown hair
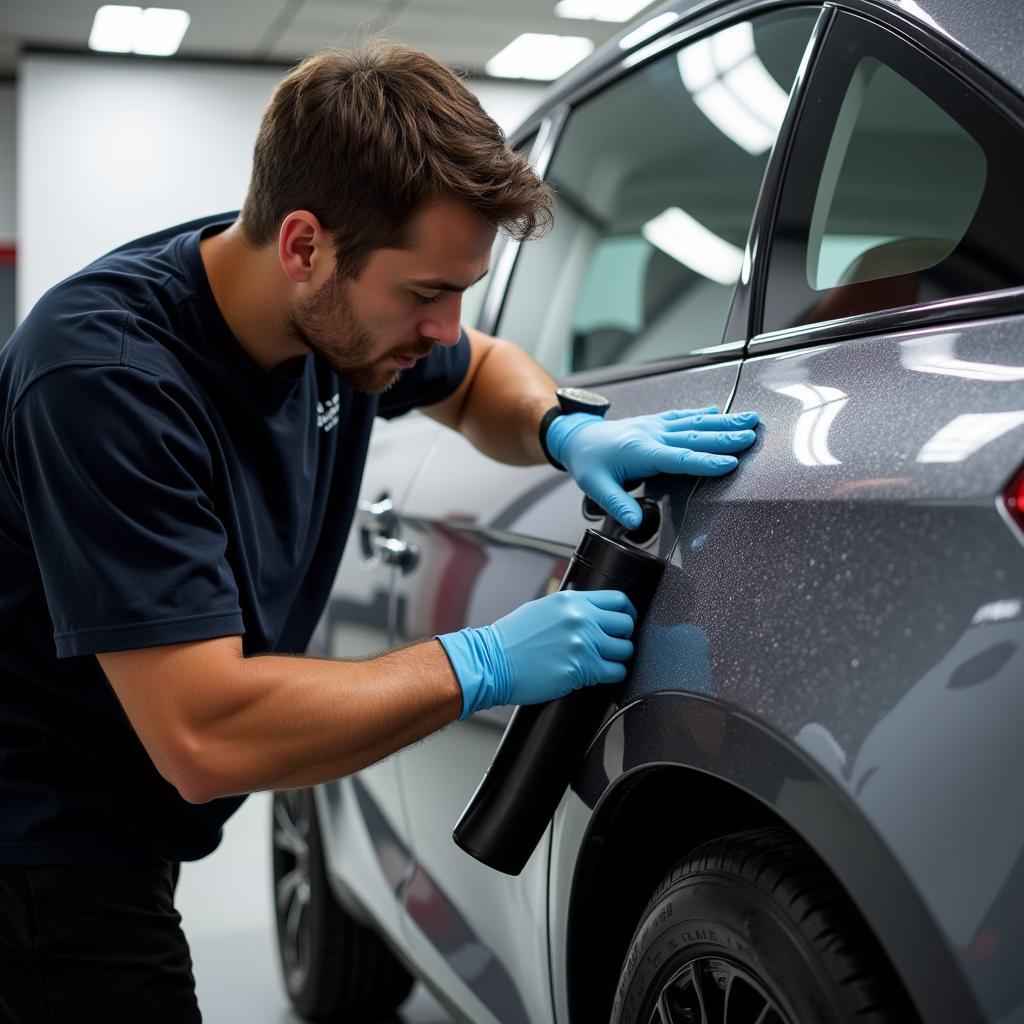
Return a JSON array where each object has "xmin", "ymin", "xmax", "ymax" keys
[{"xmin": 240, "ymin": 41, "xmax": 553, "ymax": 277}]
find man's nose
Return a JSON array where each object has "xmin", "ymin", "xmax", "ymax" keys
[{"xmin": 418, "ymin": 293, "xmax": 463, "ymax": 347}]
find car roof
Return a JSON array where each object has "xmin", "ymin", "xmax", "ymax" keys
[{"xmin": 517, "ymin": 0, "xmax": 1024, "ymax": 138}]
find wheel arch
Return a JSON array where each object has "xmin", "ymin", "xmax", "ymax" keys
[{"xmin": 561, "ymin": 692, "xmax": 983, "ymax": 1024}]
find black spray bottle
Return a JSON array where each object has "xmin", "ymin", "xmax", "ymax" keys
[{"xmin": 452, "ymin": 525, "xmax": 665, "ymax": 875}]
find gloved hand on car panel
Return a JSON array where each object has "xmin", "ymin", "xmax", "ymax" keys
[
  {"xmin": 437, "ymin": 589, "xmax": 636, "ymax": 719},
  {"xmin": 545, "ymin": 406, "xmax": 760, "ymax": 529}
]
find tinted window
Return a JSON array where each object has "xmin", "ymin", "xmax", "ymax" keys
[
  {"xmin": 497, "ymin": 10, "xmax": 819, "ymax": 377},
  {"xmin": 762, "ymin": 12, "xmax": 1024, "ymax": 333}
]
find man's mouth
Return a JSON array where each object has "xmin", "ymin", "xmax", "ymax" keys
[{"xmin": 390, "ymin": 342, "xmax": 434, "ymax": 369}]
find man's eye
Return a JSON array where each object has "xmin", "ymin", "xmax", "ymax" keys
[{"xmin": 414, "ymin": 292, "xmax": 441, "ymax": 305}]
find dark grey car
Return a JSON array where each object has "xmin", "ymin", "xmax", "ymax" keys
[{"xmin": 270, "ymin": 1, "xmax": 1024, "ymax": 1021}]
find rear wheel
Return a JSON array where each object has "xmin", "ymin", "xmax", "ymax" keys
[
  {"xmin": 611, "ymin": 826, "xmax": 916, "ymax": 1024},
  {"xmin": 272, "ymin": 788, "xmax": 414, "ymax": 1022}
]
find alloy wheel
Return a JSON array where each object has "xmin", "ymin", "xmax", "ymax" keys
[
  {"xmin": 273, "ymin": 790, "xmax": 313, "ymax": 993},
  {"xmin": 648, "ymin": 956, "xmax": 792, "ymax": 1024}
]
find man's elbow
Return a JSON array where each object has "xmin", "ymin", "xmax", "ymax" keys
[
  {"xmin": 174, "ymin": 767, "xmax": 224, "ymax": 805},
  {"xmin": 154, "ymin": 730, "xmax": 240, "ymax": 805}
]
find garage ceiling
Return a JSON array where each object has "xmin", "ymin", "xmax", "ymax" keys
[{"xmin": 0, "ymin": 0, "xmax": 661, "ymax": 79}]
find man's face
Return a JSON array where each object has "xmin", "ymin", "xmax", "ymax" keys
[{"xmin": 288, "ymin": 198, "xmax": 495, "ymax": 393}]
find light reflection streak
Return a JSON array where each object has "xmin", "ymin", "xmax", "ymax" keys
[
  {"xmin": 677, "ymin": 22, "xmax": 789, "ymax": 155},
  {"xmin": 917, "ymin": 411, "xmax": 1024, "ymax": 463},
  {"xmin": 776, "ymin": 383, "xmax": 849, "ymax": 466},
  {"xmin": 901, "ymin": 335, "xmax": 1024, "ymax": 382},
  {"xmin": 972, "ymin": 599, "xmax": 1022, "ymax": 626},
  {"xmin": 642, "ymin": 206, "xmax": 744, "ymax": 285}
]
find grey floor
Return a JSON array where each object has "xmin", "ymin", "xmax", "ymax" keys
[{"xmin": 176, "ymin": 791, "xmax": 455, "ymax": 1024}]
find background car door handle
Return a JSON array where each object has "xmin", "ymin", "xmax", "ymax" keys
[
  {"xmin": 357, "ymin": 492, "xmax": 418, "ymax": 572},
  {"xmin": 372, "ymin": 535, "xmax": 419, "ymax": 572},
  {"xmin": 358, "ymin": 493, "xmax": 397, "ymax": 530}
]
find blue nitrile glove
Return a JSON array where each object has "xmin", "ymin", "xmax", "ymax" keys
[
  {"xmin": 437, "ymin": 589, "xmax": 637, "ymax": 720},
  {"xmin": 545, "ymin": 405, "xmax": 760, "ymax": 529}
]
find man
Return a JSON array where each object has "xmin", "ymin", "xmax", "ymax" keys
[{"xmin": 0, "ymin": 42, "xmax": 758, "ymax": 1021}]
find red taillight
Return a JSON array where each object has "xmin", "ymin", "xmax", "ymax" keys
[{"xmin": 1004, "ymin": 467, "xmax": 1024, "ymax": 529}]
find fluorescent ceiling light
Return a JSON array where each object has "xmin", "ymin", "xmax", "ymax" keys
[
  {"xmin": 677, "ymin": 21, "xmax": 789, "ymax": 154},
  {"xmin": 89, "ymin": 5, "xmax": 143, "ymax": 53},
  {"xmin": 89, "ymin": 5, "xmax": 189, "ymax": 56},
  {"xmin": 555, "ymin": 0, "xmax": 651, "ymax": 22},
  {"xmin": 134, "ymin": 7, "xmax": 190, "ymax": 56},
  {"xmin": 619, "ymin": 12, "xmax": 677, "ymax": 49},
  {"xmin": 487, "ymin": 33, "xmax": 594, "ymax": 81},
  {"xmin": 641, "ymin": 206, "xmax": 744, "ymax": 286}
]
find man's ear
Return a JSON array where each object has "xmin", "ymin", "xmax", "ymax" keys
[{"xmin": 278, "ymin": 210, "xmax": 332, "ymax": 285}]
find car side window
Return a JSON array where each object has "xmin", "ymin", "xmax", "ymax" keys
[
  {"xmin": 762, "ymin": 12, "xmax": 1024, "ymax": 334},
  {"xmin": 496, "ymin": 9, "xmax": 820, "ymax": 377}
]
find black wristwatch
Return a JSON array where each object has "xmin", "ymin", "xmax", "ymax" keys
[{"xmin": 539, "ymin": 387, "xmax": 611, "ymax": 471}]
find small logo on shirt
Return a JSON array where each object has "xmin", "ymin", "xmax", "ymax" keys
[{"xmin": 317, "ymin": 393, "xmax": 340, "ymax": 433}]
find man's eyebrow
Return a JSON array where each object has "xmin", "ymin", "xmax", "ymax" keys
[{"xmin": 408, "ymin": 267, "xmax": 490, "ymax": 293}]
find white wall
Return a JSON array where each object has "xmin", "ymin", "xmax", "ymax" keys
[
  {"xmin": 0, "ymin": 82, "xmax": 15, "ymax": 242},
  {"xmin": 17, "ymin": 54, "xmax": 543, "ymax": 321}
]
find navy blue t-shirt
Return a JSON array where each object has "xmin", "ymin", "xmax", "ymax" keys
[{"xmin": 0, "ymin": 213, "xmax": 470, "ymax": 864}]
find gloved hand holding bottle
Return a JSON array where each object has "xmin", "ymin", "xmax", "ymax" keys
[
  {"xmin": 437, "ymin": 589, "xmax": 637, "ymax": 719},
  {"xmin": 546, "ymin": 405, "xmax": 760, "ymax": 529}
]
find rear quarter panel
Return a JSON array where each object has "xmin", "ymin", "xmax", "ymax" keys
[{"xmin": 610, "ymin": 316, "xmax": 1024, "ymax": 1022}]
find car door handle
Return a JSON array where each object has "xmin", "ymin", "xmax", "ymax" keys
[
  {"xmin": 357, "ymin": 492, "xmax": 418, "ymax": 572},
  {"xmin": 358, "ymin": 493, "xmax": 397, "ymax": 531},
  {"xmin": 372, "ymin": 535, "xmax": 419, "ymax": 572}
]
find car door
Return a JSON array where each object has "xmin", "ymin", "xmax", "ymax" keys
[
  {"xmin": 384, "ymin": 9, "xmax": 823, "ymax": 1023},
  {"xmin": 306, "ymin": 410, "xmax": 444, "ymax": 947}
]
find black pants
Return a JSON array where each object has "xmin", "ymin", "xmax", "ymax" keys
[{"xmin": 0, "ymin": 860, "xmax": 201, "ymax": 1023}]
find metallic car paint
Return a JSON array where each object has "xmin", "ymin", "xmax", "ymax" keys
[
  {"xmin": 385, "ymin": 361, "xmax": 745, "ymax": 1023},
  {"xmin": 564, "ymin": 317, "xmax": 1024, "ymax": 1022}
]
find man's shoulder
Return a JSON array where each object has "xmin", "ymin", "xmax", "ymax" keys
[
  {"xmin": 98, "ymin": 211, "xmax": 237, "ymax": 264},
  {"xmin": 1, "ymin": 297, "xmax": 174, "ymax": 417},
  {"xmin": 1, "ymin": 214, "xmax": 236, "ymax": 416}
]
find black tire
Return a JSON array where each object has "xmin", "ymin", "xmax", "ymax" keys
[
  {"xmin": 611, "ymin": 826, "xmax": 916, "ymax": 1024},
  {"xmin": 272, "ymin": 788, "xmax": 415, "ymax": 1022}
]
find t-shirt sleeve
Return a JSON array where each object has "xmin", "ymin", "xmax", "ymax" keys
[
  {"xmin": 7, "ymin": 365, "xmax": 244, "ymax": 657},
  {"xmin": 376, "ymin": 327, "xmax": 471, "ymax": 420}
]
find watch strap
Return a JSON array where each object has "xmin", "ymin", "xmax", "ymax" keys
[{"xmin": 538, "ymin": 406, "xmax": 566, "ymax": 471}]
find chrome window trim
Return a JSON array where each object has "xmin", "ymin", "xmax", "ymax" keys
[
  {"xmin": 732, "ymin": 5, "xmax": 835, "ymax": 345},
  {"xmin": 749, "ymin": 286, "xmax": 1024, "ymax": 354},
  {"xmin": 565, "ymin": 352, "xmax": 744, "ymax": 389}
]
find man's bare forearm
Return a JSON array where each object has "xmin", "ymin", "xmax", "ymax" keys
[
  {"xmin": 456, "ymin": 329, "xmax": 557, "ymax": 465},
  {"xmin": 150, "ymin": 639, "xmax": 463, "ymax": 803},
  {"xmin": 239, "ymin": 638, "xmax": 460, "ymax": 790}
]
